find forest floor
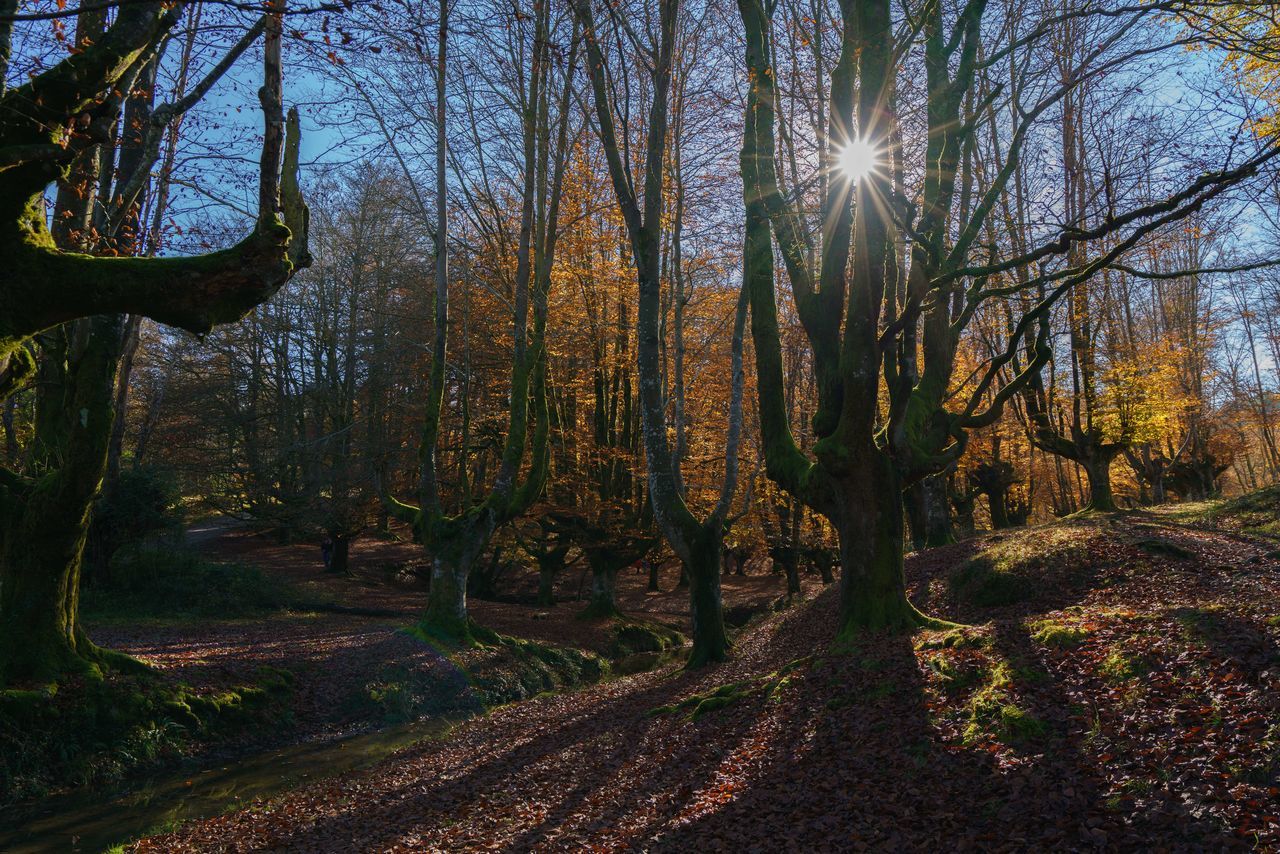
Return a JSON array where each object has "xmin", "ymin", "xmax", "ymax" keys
[
  {"xmin": 86, "ymin": 523, "xmax": 810, "ymax": 751},
  {"xmin": 42, "ymin": 491, "xmax": 1280, "ymax": 849}
]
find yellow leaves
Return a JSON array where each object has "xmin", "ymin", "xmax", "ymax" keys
[{"xmin": 1097, "ymin": 342, "xmax": 1195, "ymax": 445}]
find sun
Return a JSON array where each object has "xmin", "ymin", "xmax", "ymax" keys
[{"xmin": 836, "ymin": 138, "xmax": 880, "ymax": 182}]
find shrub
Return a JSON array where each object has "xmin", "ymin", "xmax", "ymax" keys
[
  {"xmin": 85, "ymin": 547, "xmax": 298, "ymax": 620},
  {"xmin": 86, "ymin": 466, "xmax": 183, "ymax": 578}
]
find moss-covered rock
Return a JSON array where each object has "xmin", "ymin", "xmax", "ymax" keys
[
  {"xmin": 1029, "ymin": 619, "xmax": 1089, "ymax": 649},
  {"xmin": 609, "ymin": 621, "xmax": 686, "ymax": 658}
]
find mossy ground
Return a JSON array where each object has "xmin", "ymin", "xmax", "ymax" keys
[
  {"xmin": 648, "ymin": 657, "xmax": 811, "ymax": 721},
  {"xmin": 1155, "ymin": 485, "xmax": 1280, "ymax": 539},
  {"xmin": 0, "ymin": 667, "xmax": 294, "ymax": 805},
  {"xmin": 961, "ymin": 660, "xmax": 1047, "ymax": 745},
  {"xmin": 609, "ymin": 620, "xmax": 686, "ymax": 658},
  {"xmin": 401, "ymin": 622, "xmax": 610, "ymax": 712},
  {"xmin": 1029, "ymin": 619, "xmax": 1090, "ymax": 649}
]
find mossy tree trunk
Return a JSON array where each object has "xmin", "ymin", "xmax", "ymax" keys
[
  {"xmin": 829, "ymin": 452, "xmax": 926, "ymax": 638},
  {"xmin": 1080, "ymin": 454, "xmax": 1118, "ymax": 512},
  {"xmin": 685, "ymin": 523, "xmax": 729, "ymax": 667},
  {"xmin": 533, "ymin": 545, "xmax": 567, "ymax": 607},
  {"xmin": 380, "ymin": 0, "xmax": 567, "ymax": 639},
  {"xmin": 0, "ymin": 316, "xmax": 128, "ymax": 686},
  {"xmin": 581, "ymin": 555, "xmax": 622, "ymax": 620},
  {"xmin": 0, "ymin": 3, "xmax": 307, "ymax": 688},
  {"xmin": 906, "ymin": 473, "xmax": 954, "ymax": 549}
]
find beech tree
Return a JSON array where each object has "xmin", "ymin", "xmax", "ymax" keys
[
  {"xmin": 574, "ymin": 0, "xmax": 749, "ymax": 665},
  {"xmin": 0, "ymin": 0, "xmax": 309, "ymax": 686},
  {"xmin": 737, "ymin": 0, "xmax": 1280, "ymax": 637},
  {"xmin": 380, "ymin": 0, "xmax": 577, "ymax": 641}
]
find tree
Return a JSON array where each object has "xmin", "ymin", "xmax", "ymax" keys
[
  {"xmin": 574, "ymin": 0, "xmax": 749, "ymax": 666},
  {"xmin": 381, "ymin": 0, "xmax": 576, "ymax": 642},
  {"xmin": 737, "ymin": 0, "xmax": 1280, "ymax": 637},
  {"xmin": 0, "ymin": 0, "xmax": 310, "ymax": 687}
]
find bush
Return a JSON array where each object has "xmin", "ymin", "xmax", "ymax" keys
[
  {"xmin": 84, "ymin": 547, "xmax": 298, "ymax": 620},
  {"xmin": 87, "ymin": 467, "xmax": 183, "ymax": 574}
]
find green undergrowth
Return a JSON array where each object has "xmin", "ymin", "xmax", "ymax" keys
[
  {"xmin": 84, "ymin": 546, "xmax": 313, "ymax": 621},
  {"xmin": 1160, "ymin": 485, "xmax": 1280, "ymax": 539},
  {"xmin": 961, "ymin": 660, "xmax": 1046, "ymax": 745},
  {"xmin": 401, "ymin": 623, "xmax": 609, "ymax": 713},
  {"xmin": 949, "ymin": 522, "xmax": 1101, "ymax": 609},
  {"xmin": 0, "ymin": 667, "xmax": 294, "ymax": 805},
  {"xmin": 1029, "ymin": 618, "xmax": 1090, "ymax": 649},
  {"xmin": 917, "ymin": 626, "xmax": 991, "ymax": 651},
  {"xmin": 648, "ymin": 657, "xmax": 812, "ymax": 721}
]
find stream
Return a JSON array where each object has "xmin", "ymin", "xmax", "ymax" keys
[
  {"xmin": 0, "ymin": 648, "xmax": 681, "ymax": 852},
  {"xmin": 0, "ymin": 717, "xmax": 455, "ymax": 853}
]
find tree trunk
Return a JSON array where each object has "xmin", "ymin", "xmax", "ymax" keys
[
  {"xmin": 987, "ymin": 486, "xmax": 1011, "ymax": 529},
  {"xmin": 647, "ymin": 561, "xmax": 660, "ymax": 592},
  {"xmin": 581, "ymin": 559, "xmax": 620, "ymax": 619},
  {"xmin": 1082, "ymin": 455, "xmax": 1116, "ymax": 512},
  {"xmin": 105, "ymin": 314, "xmax": 142, "ymax": 491},
  {"xmin": 906, "ymin": 474, "xmax": 954, "ymax": 549},
  {"xmin": 423, "ymin": 559, "xmax": 471, "ymax": 639},
  {"xmin": 329, "ymin": 533, "xmax": 350, "ymax": 575},
  {"xmin": 686, "ymin": 527, "xmax": 728, "ymax": 667},
  {"xmin": 833, "ymin": 454, "xmax": 922, "ymax": 639},
  {"xmin": 1150, "ymin": 472, "xmax": 1166, "ymax": 505},
  {"xmin": 0, "ymin": 488, "xmax": 102, "ymax": 685},
  {"xmin": 420, "ymin": 514, "xmax": 491, "ymax": 641},
  {"xmin": 773, "ymin": 545, "xmax": 801, "ymax": 595},
  {"xmin": 0, "ymin": 318, "xmax": 135, "ymax": 687},
  {"xmin": 537, "ymin": 566, "xmax": 556, "ymax": 607}
]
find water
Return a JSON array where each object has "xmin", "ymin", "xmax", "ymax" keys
[
  {"xmin": 0, "ymin": 718, "xmax": 455, "ymax": 853},
  {"xmin": 0, "ymin": 648, "xmax": 680, "ymax": 852}
]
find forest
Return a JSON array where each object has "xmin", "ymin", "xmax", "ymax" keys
[{"xmin": 2, "ymin": 0, "xmax": 1280, "ymax": 847}]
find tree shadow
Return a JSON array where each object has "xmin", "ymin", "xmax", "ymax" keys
[
  {"xmin": 985, "ymin": 620, "xmax": 1229, "ymax": 847},
  {"xmin": 248, "ymin": 663, "xmax": 752, "ymax": 849},
  {"xmin": 660, "ymin": 621, "xmax": 1226, "ymax": 848},
  {"xmin": 1169, "ymin": 606, "xmax": 1280, "ymax": 681}
]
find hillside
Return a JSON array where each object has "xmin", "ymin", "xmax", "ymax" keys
[{"xmin": 122, "ymin": 502, "xmax": 1280, "ymax": 851}]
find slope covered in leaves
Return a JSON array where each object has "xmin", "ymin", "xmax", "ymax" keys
[{"xmin": 130, "ymin": 509, "xmax": 1279, "ymax": 851}]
